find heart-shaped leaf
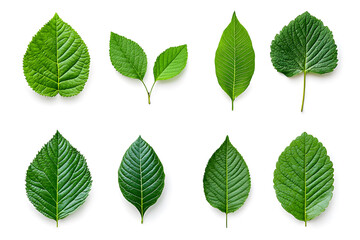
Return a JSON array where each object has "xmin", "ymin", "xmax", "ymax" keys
[
  {"xmin": 273, "ymin": 132, "xmax": 334, "ymax": 226},
  {"xmin": 215, "ymin": 12, "xmax": 255, "ymax": 110},
  {"xmin": 25, "ymin": 131, "xmax": 92, "ymax": 226},
  {"xmin": 118, "ymin": 136, "xmax": 165, "ymax": 223},
  {"xmin": 153, "ymin": 45, "xmax": 188, "ymax": 81},
  {"xmin": 270, "ymin": 12, "xmax": 338, "ymax": 112},
  {"xmin": 23, "ymin": 13, "xmax": 90, "ymax": 97},
  {"xmin": 109, "ymin": 32, "xmax": 147, "ymax": 81},
  {"xmin": 203, "ymin": 136, "xmax": 251, "ymax": 227}
]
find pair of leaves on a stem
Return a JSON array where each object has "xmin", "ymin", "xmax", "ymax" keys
[
  {"xmin": 203, "ymin": 133, "xmax": 334, "ymax": 227},
  {"xmin": 270, "ymin": 12, "xmax": 338, "ymax": 112},
  {"xmin": 109, "ymin": 33, "xmax": 188, "ymax": 104},
  {"xmin": 23, "ymin": 14, "xmax": 90, "ymax": 97}
]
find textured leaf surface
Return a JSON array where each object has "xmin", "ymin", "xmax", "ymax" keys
[
  {"xmin": 25, "ymin": 131, "xmax": 92, "ymax": 226},
  {"xmin": 118, "ymin": 136, "xmax": 165, "ymax": 223},
  {"xmin": 153, "ymin": 45, "xmax": 188, "ymax": 81},
  {"xmin": 270, "ymin": 12, "xmax": 338, "ymax": 77},
  {"xmin": 203, "ymin": 136, "xmax": 251, "ymax": 227},
  {"xmin": 270, "ymin": 12, "xmax": 338, "ymax": 112},
  {"xmin": 23, "ymin": 13, "xmax": 90, "ymax": 97},
  {"xmin": 110, "ymin": 32, "xmax": 147, "ymax": 80},
  {"xmin": 215, "ymin": 12, "xmax": 255, "ymax": 110},
  {"xmin": 274, "ymin": 132, "xmax": 334, "ymax": 226}
]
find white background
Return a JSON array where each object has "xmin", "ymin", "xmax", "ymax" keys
[{"xmin": 0, "ymin": 0, "xmax": 358, "ymax": 239}]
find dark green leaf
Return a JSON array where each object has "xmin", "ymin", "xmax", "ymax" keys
[
  {"xmin": 118, "ymin": 136, "xmax": 165, "ymax": 223},
  {"xmin": 23, "ymin": 13, "xmax": 90, "ymax": 97},
  {"xmin": 203, "ymin": 136, "xmax": 251, "ymax": 227},
  {"xmin": 270, "ymin": 12, "xmax": 338, "ymax": 111},
  {"xmin": 273, "ymin": 132, "xmax": 334, "ymax": 226},
  {"xmin": 215, "ymin": 12, "xmax": 255, "ymax": 110},
  {"xmin": 25, "ymin": 131, "xmax": 92, "ymax": 226},
  {"xmin": 153, "ymin": 45, "xmax": 188, "ymax": 81},
  {"xmin": 109, "ymin": 32, "xmax": 147, "ymax": 80}
]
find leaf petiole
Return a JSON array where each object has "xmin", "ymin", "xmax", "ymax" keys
[{"xmin": 301, "ymin": 71, "xmax": 306, "ymax": 112}]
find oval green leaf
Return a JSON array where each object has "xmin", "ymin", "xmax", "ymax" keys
[
  {"xmin": 153, "ymin": 45, "xmax": 188, "ymax": 81},
  {"xmin": 270, "ymin": 12, "xmax": 338, "ymax": 112},
  {"xmin": 203, "ymin": 136, "xmax": 251, "ymax": 228},
  {"xmin": 273, "ymin": 132, "xmax": 334, "ymax": 226},
  {"xmin": 109, "ymin": 32, "xmax": 147, "ymax": 81},
  {"xmin": 25, "ymin": 131, "xmax": 92, "ymax": 226},
  {"xmin": 215, "ymin": 12, "xmax": 255, "ymax": 111},
  {"xmin": 23, "ymin": 13, "xmax": 90, "ymax": 97},
  {"xmin": 118, "ymin": 136, "xmax": 165, "ymax": 223}
]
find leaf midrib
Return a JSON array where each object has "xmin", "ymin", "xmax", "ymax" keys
[
  {"xmin": 55, "ymin": 133, "xmax": 60, "ymax": 226},
  {"xmin": 138, "ymin": 141, "xmax": 144, "ymax": 222},
  {"xmin": 303, "ymin": 134, "xmax": 307, "ymax": 226},
  {"xmin": 55, "ymin": 15, "xmax": 60, "ymax": 93},
  {"xmin": 225, "ymin": 138, "xmax": 229, "ymax": 226},
  {"xmin": 232, "ymin": 19, "xmax": 236, "ymax": 103}
]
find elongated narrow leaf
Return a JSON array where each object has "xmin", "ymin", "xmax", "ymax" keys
[
  {"xmin": 274, "ymin": 132, "xmax": 334, "ymax": 226},
  {"xmin": 215, "ymin": 12, "xmax": 255, "ymax": 110},
  {"xmin": 270, "ymin": 12, "xmax": 338, "ymax": 112},
  {"xmin": 153, "ymin": 45, "xmax": 188, "ymax": 81},
  {"xmin": 25, "ymin": 131, "xmax": 92, "ymax": 226},
  {"xmin": 203, "ymin": 136, "xmax": 251, "ymax": 228},
  {"xmin": 23, "ymin": 13, "xmax": 90, "ymax": 97},
  {"xmin": 118, "ymin": 136, "xmax": 165, "ymax": 223},
  {"xmin": 110, "ymin": 32, "xmax": 147, "ymax": 80}
]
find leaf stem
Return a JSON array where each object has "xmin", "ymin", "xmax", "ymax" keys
[
  {"xmin": 226, "ymin": 213, "xmax": 228, "ymax": 228},
  {"xmin": 141, "ymin": 215, "xmax": 144, "ymax": 224},
  {"xmin": 149, "ymin": 81, "xmax": 156, "ymax": 97},
  {"xmin": 301, "ymin": 71, "xmax": 306, "ymax": 112},
  {"xmin": 140, "ymin": 80, "xmax": 151, "ymax": 104},
  {"xmin": 232, "ymin": 101, "xmax": 234, "ymax": 111}
]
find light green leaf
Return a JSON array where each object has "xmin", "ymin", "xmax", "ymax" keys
[
  {"xmin": 270, "ymin": 12, "xmax": 338, "ymax": 112},
  {"xmin": 23, "ymin": 13, "xmax": 90, "ymax": 97},
  {"xmin": 118, "ymin": 136, "xmax": 165, "ymax": 223},
  {"xmin": 273, "ymin": 132, "xmax": 334, "ymax": 226},
  {"xmin": 203, "ymin": 136, "xmax": 251, "ymax": 228},
  {"xmin": 215, "ymin": 12, "xmax": 255, "ymax": 111},
  {"xmin": 153, "ymin": 45, "xmax": 188, "ymax": 81},
  {"xmin": 109, "ymin": 32, "xmax": 147, "ymax": 80},
  {"xmin": 25, "ymin": 131, "xmax": 92, "ymax": 227}
]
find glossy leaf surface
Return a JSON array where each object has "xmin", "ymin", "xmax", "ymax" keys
[
  {"xmin": 23, "ymin": 13, "xmax": 90, "ymax": 97},
  {"xmin": 274, "ymin": 132, "xmax": 334, "ymax": 226},
  {"xmin": 153, "ymin": 45, "xmax": 188, "ymax": 81},
  {"xmin": 25, "ymin": 131, "xmax": 92, "ymax": 226},
  {"xmin": 118, "ymin": 136, "xmax": 165, "ymax": 223},
  {"xmin": 203, "ymin": 136, "xmax": 251, "ymax": 227},
  {"xmin": 215, "ymin": 12, "xmax": 255, "ymax": 110}
]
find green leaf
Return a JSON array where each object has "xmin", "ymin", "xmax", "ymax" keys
[
  {"xmin": 270, "ymin": 12, "xmax": 338, "ymax": 112},
  {"xmin": 118, "ymin": 136, "xmax": 165, "ymax": 223},
  {"xmin": 153, "ymin": 45, "xmax": 188, "ymax": 81},
  {"xmin": 109, "ymin": 32, "xmax": 147, "ymax": 81},
  {"xmin": 25, "ymin": 131, "xmax": 92, "ymax": 226},
  {"xmin": 215, "ymin": 12, "xmax": 255, "ymax": 111},
  {"xmin": 203, "ymin": 136, "xmax": 251, "ymax": 228},
  {"xmin": 273, "ymin": 132, "xmax": 334, "ymax": 226},
  {"xmin": 23, "ymin": 13, "xmax": 90, "ymax": 97}
]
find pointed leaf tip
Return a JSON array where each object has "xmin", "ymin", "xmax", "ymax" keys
[{"xmin": 118, "ymin": 138, "xmax": 165, "ymax": 222}]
